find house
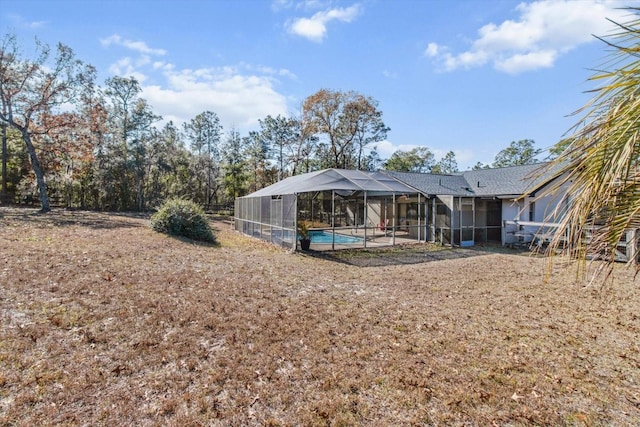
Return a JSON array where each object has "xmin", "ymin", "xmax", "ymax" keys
[
  {"xmin": 234, "ymin": 163, "xmax": 566, "ymax": 251},
  {"xmin": 387, "ymin": 163, "xmax": 566, "ymax": 246}
]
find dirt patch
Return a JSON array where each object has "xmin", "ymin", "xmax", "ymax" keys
[
  {"xmin": 308, "ymin": 243, "xmax": 529, "ymax": 267},
  {"xmin": 1, "ymin": 208, "xmax": 639, "ymax": 426}
]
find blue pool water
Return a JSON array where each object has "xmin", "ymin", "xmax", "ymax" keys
[{"xmin": 308, "ymin": 230, "xmax": 363, "ymax": 244}]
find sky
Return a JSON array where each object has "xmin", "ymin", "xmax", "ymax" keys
[{"xmin": 2, "ymin": 0, "xmax": 637, "ymax": 170}]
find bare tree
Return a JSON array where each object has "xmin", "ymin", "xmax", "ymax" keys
[
  {"xmin": 0, "ymin": 34, "xmax": 95, "ymax": 212},
  {"xmin": 303, "ymin": 89, "xmax": 388, "ymax": 170}
]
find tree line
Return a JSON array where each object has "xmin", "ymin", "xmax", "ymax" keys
[{"xmin": 0, "ymin": 34, "xmax": 541, "ymax": 213}]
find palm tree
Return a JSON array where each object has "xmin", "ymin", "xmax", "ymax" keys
[{"xmin": 537, "ymin": 7, "xmax": 640, "ymax": 276}]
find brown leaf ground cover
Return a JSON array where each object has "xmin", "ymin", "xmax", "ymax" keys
[{"xmin": 1, "ymin": 207, "xmax": 639, "ymax": 426}]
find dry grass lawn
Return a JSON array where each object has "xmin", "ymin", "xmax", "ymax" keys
[{"xmin": 1, "ymin": 208, "xmax": 639, "ymax": 426}]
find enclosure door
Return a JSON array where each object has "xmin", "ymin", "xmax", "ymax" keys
[
  {"xmin": 460, "ymin": 198, "xmax": 474, "ymax": 246},
  {"xmin": 485, "ymin": 200, "xmax": 502, "ymax": 241}
]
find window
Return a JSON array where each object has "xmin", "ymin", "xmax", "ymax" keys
[{"xmin": 529, "ymin": 202, "xmax": 535, "ymax": 222}]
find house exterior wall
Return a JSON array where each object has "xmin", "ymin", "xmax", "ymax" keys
[
  {"xmin": 532, "ymin": 192, "xmax": 567, "ymax": 223},
  {"xmin": 502, "ymin": 199, "xmax": 527, "ymax": 245},
  {"xmin": 502, "ymin": 199, "xmax": 524, "ymax": 222},
  {"xmin": 425, "ymin": 192, "xmax": 565, "ymax": 246},
  {"xmin": 367, "ymin": 200, "xmax": 383, "ymax": 228},
  {"xmin": 500, "ymin": 179, "xmax": 570, "ymax": 245}
]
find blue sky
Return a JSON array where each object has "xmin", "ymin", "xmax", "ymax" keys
[{"xmin": 2, "ymin": 0, "xmax": 636, "ymax": 169}]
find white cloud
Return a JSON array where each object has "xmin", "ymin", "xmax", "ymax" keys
[
  {"xmin": 376, "ymin": 140, "xmax": 418, "ymax": 159},
  {"xmin": 100, "ymin": 34, "xmax": 167, "ymax": 56},
  {"xmin": 7, "ymin": 14, "xmax": 47, "ymax": 29},
  {"xmin": 28, "ymin": 20, "xmax": 47, "ymax": 29},
  {"xmin": 426, "ymin": 0, "xmax": 631, "ymax": 74},
  {"xmin": 287, "ymin": 4, "xmax": 361, "ymax": 42},
  {"xmin": 100, "ymin": 34, "xmax": 295, "ymax": 135},
  {"xmin": 255, "ymin": 65, "xmax": 298, "ymax": 80},
  {"xmin": 432, "ymin": 148, "xmax": 476, "ymax": 168},
  {"xmin": 271, "ymin": 0, "xmax": 292, "ymax": 11},
  {"xmin": 107, "ymin": 57, "xmax": 148, "ymax": 83},
  {"xmin": 442, "ymin": 49, "xmax": 489, "ymax": 71},
  {"xmin": 424, "ymin": 42, "xmax": 439, "ymax": 57},
  {"xmin": 494, "ymin": 49, "xmax": 557, "ymax": 73},
  {"xmin": 382, "ymin": 70, "xmax": 397, "ymax": 79},
  {"xmin": 137, "ymin": 64, "xmax": 291, "ymax": 135}
]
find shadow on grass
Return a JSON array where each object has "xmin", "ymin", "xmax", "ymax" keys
[
  {"xmin": 156, "ymin": 230, "xmax": 221, "ymax": 248},
  {"xmin": 1, "ymin": 207, "xmax": 224, "ymax": 247},
  {"xmin": 0, "ymin": 207, "xmax": 148, "ymax": 230},
  {"xmin": 304, "ymin": 243, "xmax": 532, "ymax": 267}
]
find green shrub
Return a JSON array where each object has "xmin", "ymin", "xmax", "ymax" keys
[{"xmin": 150, "ymin": 199, "xmax": 215, "ymax": 243}]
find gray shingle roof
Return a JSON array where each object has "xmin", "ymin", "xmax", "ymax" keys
[
  {"xmin": 386, "ymin": 163, "xmax": 552, "ymax": 197},
  {"xmin": 242, "ymin": 164, "xmax": 556, "ymax": 200},
  {"xmin": 462, "ymin": 163, "xmax": 549, "ymax": 197},
  {"xmin": 386, "ymin": 171, "xmax": 474, "ymax": 197}
]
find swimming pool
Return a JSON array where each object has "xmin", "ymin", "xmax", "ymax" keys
[{"xmin": 308, "ymin": 230, "xmax": 363, "ymax": 244}]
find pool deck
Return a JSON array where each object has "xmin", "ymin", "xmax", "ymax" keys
[{"xmin": 304, "ymin": 228, "xmax": 423, "ymax": 252}]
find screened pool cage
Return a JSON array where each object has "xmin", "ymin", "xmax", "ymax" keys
[
  {"xmin": 235, "ymin": 168, "xmax": 540, "ymax": 251},
  {"xmin": 234, "ymin": 190, "xmax": 436, "ymax": 251},
  {"xmin": 234, "ymin": 169, "xmax": 434, "ymax": 251}
]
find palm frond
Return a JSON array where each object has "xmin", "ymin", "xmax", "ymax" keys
[{"xmin": 536, "ymin": 8, "xmax": 640, "ymax": 275}]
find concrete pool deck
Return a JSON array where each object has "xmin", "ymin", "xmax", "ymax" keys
[{"xmin": 302, "ymin": 228, "xmax": 422, "ymax": 251}]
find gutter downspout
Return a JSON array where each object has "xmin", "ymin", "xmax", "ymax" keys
[
  {"xmin": 331, "ymin": 189, "xmax": 335, "ymax": 250},
  {"xmin": 459, "ymin": 196, "xmax": 462, "ymax": 247},
  {"xmin": 392, "ymin": 193, "xmax": 396, "ymax": 246},
  {"xmin": 432, "ymin": 197, "xmax": 436, "ymax": 243},
  {"xmin": 294, "ymin": 193, "xmax": 298, "ymax": 252},
  {"xmin": 417, "ymin": 193, "xmax": 421, "ymax": 242},
  {"xmin": 364, "ymin": 191, "xmax": 368, "ymax": 248}
]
